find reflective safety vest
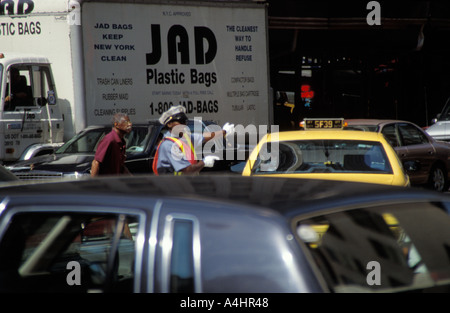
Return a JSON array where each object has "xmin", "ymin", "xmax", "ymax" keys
[{"xmin": 152, "ymin": 134, "xmax": 197, "ymax": 175}]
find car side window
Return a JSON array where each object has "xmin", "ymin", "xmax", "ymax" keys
[
  {"xmin": 57, "ymin": 129, "xmax": 106, "ymax": 154},
  {"xmin": 295, "ymin": 202, "xmax": 450, "ymax": 293},
  {"xmin": 161, "ymin": 215, "xmax": 200, "ymax": 293},
  {"xmin": 170, "ymin": 220, "xmax": 195, "ymax": 292},
  {"xmin": 381, "ymin": 125, "xmax": 400, "ymax": 147},
  {"xmin": 125, "ymin": 126, "xmax": 151, "ymax": 154},
  {"xmin": 0, "ymin": 211, "xmax": 139, "ymax": 293},
  {"xmin": 398, "ymin": 124, "xmax": 429, "ymax": 146},
  {"xmin": 4, "ymin": 67, "xmax": 33, "ymax": 111}
]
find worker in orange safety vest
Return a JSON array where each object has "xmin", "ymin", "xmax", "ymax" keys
[{"xmin": 153, "ymin": 105, "xmax": 235, "ymax": 175}]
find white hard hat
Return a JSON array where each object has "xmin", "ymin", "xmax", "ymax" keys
[{"xmin": 158, "ymin": 105, "xmax": 187, "ymax": 126}]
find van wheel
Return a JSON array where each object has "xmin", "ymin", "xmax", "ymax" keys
[{"xmin": 428, "ymin": 164, "xmax": 448, "ymax": 192}]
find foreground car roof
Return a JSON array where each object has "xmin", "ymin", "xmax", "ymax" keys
[{"xmin": 0, "ymin": 175, "xmax": 444, "ymax": 215}]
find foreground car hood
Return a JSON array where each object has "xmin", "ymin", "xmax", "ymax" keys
[{"xmin": 7, "ymin": 153, "xmax": 94, "ymax": 174}]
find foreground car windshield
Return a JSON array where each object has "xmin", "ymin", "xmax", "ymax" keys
[
  {"xmin": 253, "ymin": 140, "xmax": 392, "ymax": 174},
  {"xmin": 55, "ymin": 127, "xmax": 151, "ymax": 155}
]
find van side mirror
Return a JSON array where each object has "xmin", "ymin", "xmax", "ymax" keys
[
  {"xmin": 432, "ymin": 114, "xmax": 441, "ymax": 124},
  {"xmin": 37, "ymin": 97, "xmax": 48, "ymax": 106}
]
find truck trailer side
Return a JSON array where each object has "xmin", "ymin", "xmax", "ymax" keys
[{"xmin": 0, "ymin": 0, "xmax": 270, "ymax": 162}]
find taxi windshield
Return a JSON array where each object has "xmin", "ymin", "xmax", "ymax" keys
[{"xmin": 252, "ymin": 140, "xmax": 393, "ymax": 174}]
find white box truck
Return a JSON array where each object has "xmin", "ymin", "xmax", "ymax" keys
[{"xmin": 0, "ymin": 0, "xmax": 271, "ymax": 162}]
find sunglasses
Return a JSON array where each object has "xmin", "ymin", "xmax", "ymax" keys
[{"xmin": 171, "ymin": 113, "xmax": 187, "ymax": 125}]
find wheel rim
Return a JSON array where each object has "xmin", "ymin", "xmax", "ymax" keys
[{"xmin": 432, "ymin": 167, "xmax": 446, "ymax": 191}]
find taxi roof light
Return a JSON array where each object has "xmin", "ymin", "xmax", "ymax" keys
[{"xmin": 301, "ymin": 118, "xmax": 347, "ymax": 130}]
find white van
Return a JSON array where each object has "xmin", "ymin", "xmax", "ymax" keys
[{"xmin": 426, "ymin": 97, "xmax": 450, "ymax": 141}]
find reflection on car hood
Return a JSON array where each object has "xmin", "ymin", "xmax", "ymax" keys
[{"xmin": 7, "ymin": 153, "xmax": 94, "ymax": 174}]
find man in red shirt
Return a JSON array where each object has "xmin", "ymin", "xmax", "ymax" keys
[{"xmin": 91, "ymin": 113, "xmax": 133, "ymax": 177}]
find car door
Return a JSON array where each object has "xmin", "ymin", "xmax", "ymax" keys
[
  {"xmin": 380, "ymin": 122, "xmax": 408, "ymax": 162},
  {"xmin": 397, "ymin": 122, "xmax": 435, "ymax": 184},
  {"xmin": 0, "ymin": 200, "xmax": 146, "ymax": 293},
  {"xmin": 124, "ymin": 125, "xmax": 156, "ymax": 173},
  {"xmin": 151, "ymin": 198, "xmax": 312, "ymax": 293}
]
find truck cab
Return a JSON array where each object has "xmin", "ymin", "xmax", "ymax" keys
[{"xmin": 0, "ymin": 53, "xmax": 64, "ymax": 162}]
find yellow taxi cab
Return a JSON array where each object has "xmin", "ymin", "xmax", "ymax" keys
[{"xmin": 242, "ymin": 118, "xmax": 410, "ymax": 187}]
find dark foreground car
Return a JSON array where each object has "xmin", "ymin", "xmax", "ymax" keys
[
  {"xmin": 0, "ymin": 175, "xmax": 449, "ymax": 293},
  {"xmin": 345, "ymin": 119, "xmax": 450, "ymax": 192},
  {"xmin": 6, "ymin": 120, "xmax": 241, "ymax": 180},
  {"xmin": 0, "ymin": 165, "xmax": 19, "ymax": 184}
]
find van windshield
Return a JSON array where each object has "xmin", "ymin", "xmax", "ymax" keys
[{"xmin": 437, "ymin": 97, "xmax": 450, "ymax": 121}]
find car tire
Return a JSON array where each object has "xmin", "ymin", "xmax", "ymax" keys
[{"xmin": 428, "ymin": 164, "xmax": 448, "ymax": 192}]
